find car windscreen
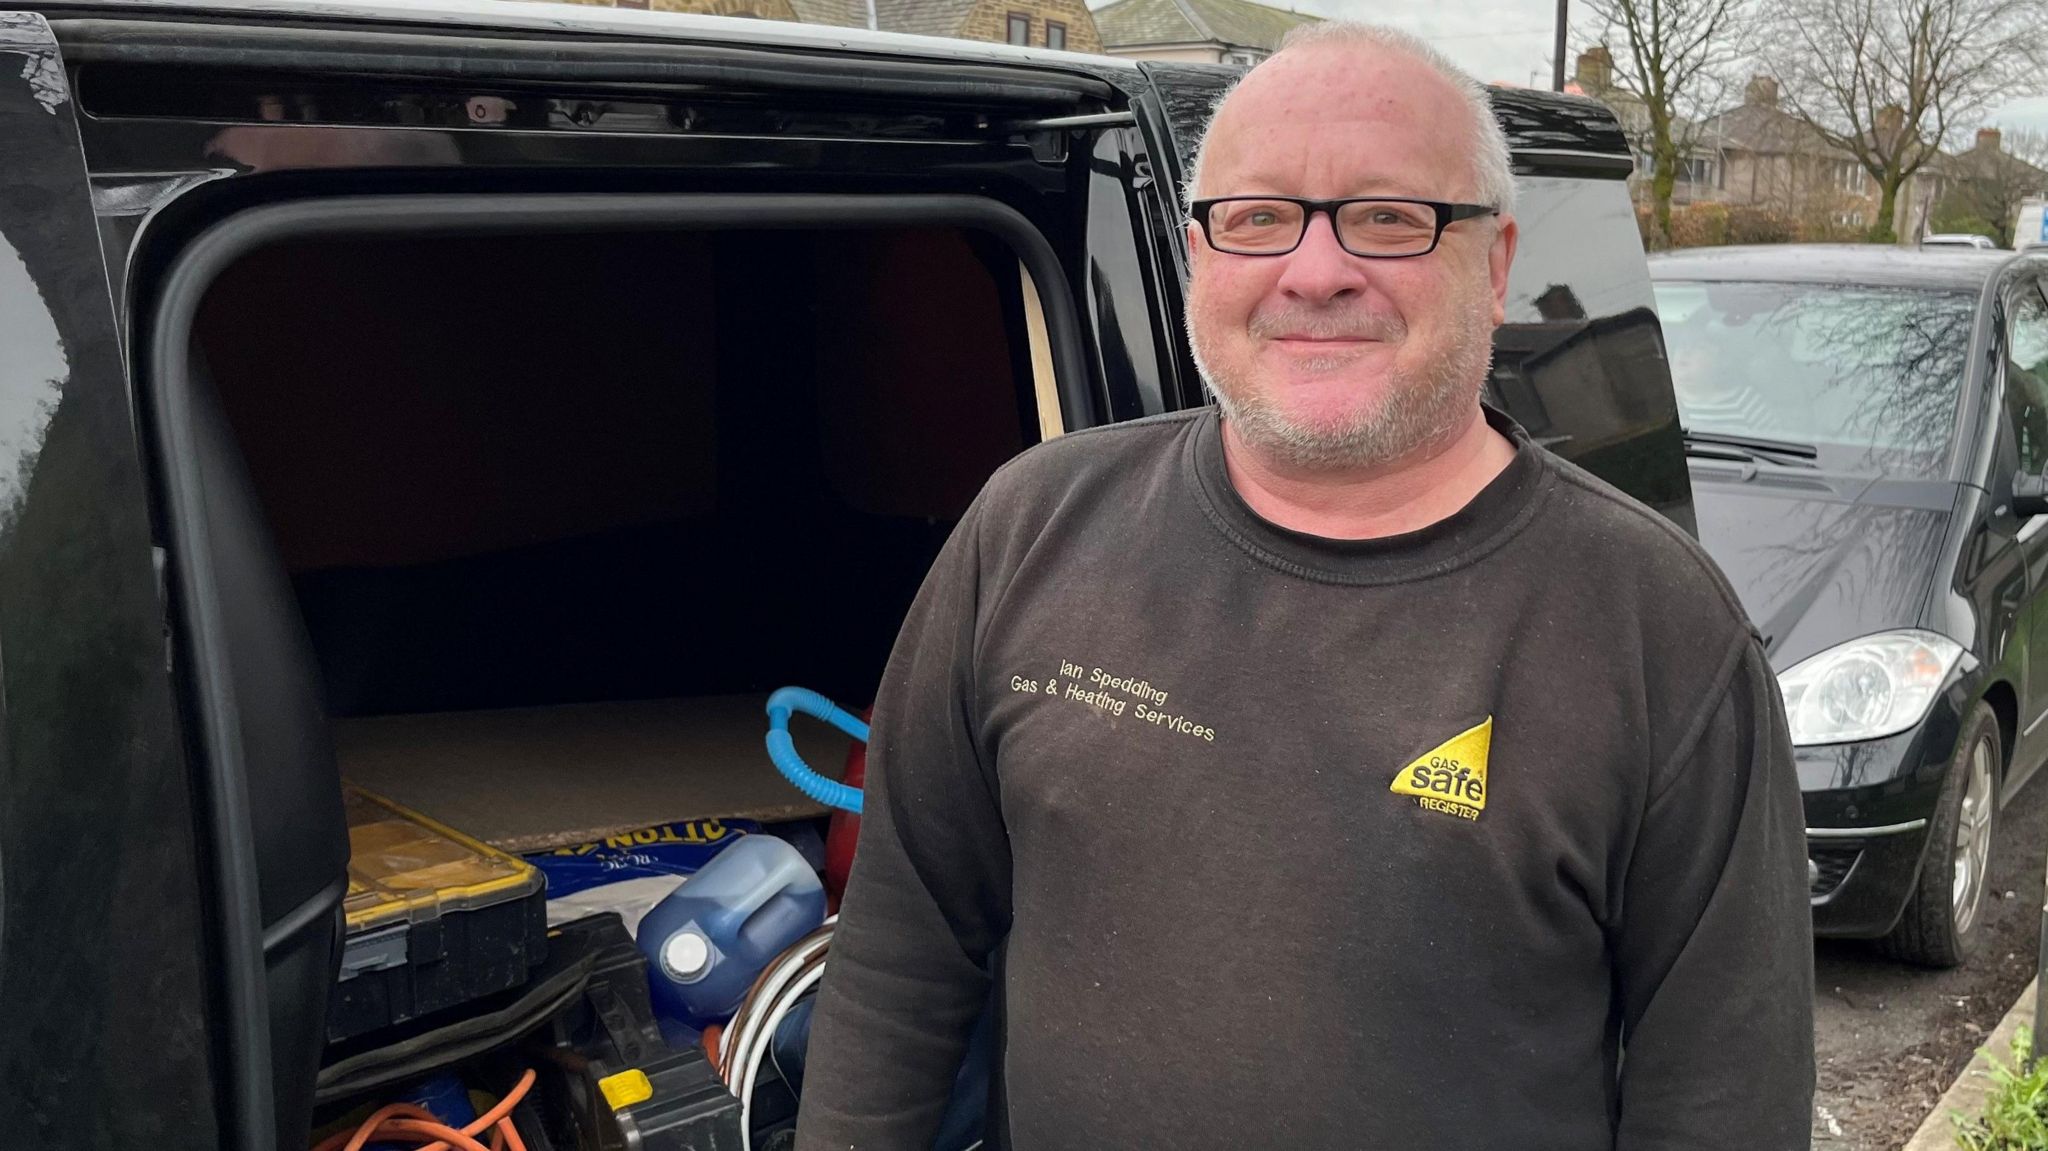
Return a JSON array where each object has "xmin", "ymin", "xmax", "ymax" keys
[{"xmin": 1653, "ymin": 279, "xmax": 1975, "ymax": 478}]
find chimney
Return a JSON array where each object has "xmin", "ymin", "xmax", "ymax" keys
[
  {"xmin": 1977, "ymin": 126, "xmax": 2003, "ymax": 153},
  {"xmin": 1876, "ymin": 104, "xmax": 1905, "ymax": 144},
  {"xmin": 1744, "ymin": 75, "xmax": 1778, "ymax": 108},
  {"xmin": 1574, "ymin": 46, "xmax": 1614, "ymax": 93}
]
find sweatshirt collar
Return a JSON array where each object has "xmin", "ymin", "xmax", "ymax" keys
[{"xmin": 1184, "ymin": 403, "xmax": 1553, "ymax": 586}]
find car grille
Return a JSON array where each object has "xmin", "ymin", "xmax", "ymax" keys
[{"xmin": 1810, "ymin": 845, "xmax": 1861, "ymax": 898}]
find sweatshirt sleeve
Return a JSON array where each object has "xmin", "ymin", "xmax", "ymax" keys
[
  {"xmin": 795, "ymin": 501, "xmax": 1012, "ymax": 1151},
  {"xmin": 1614, "ymin": 636, "xmax": 1815, "ymax": 1149}
]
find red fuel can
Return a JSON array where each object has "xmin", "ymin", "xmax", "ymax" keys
[{"xmin": 823, "ymin": 708, "xmax": 869, "ymax": 913}]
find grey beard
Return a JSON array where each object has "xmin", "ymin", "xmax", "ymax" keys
[{"xmin": 1189, "ymin": 316, "xmax": 1497, "ymax": 472}]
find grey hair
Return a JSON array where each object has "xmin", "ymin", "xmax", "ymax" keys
[{"xmin": 1182, "ymin": 20, "xmax": 1517, "ymax": 217}]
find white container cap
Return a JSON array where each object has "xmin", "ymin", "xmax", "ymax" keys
[{"xmin": 661, "ymin": 931, "xmax": 713, "ymax": 982}]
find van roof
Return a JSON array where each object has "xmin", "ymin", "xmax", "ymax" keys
[
  {"xmin": 34, "ymin": 0, "xmax": 1636, "ymax": 164},
  {"xmin": 34, "ymin": 0, "xmax": 1156, "ymax": 72}
]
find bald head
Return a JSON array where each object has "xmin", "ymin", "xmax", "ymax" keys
[
  {"xmin": 1187, "ymin": 23, "xmax": 1516, "ymax": 217},
  {"xmin": 1178, "ymin": 19, "xmax": 1519, "ymax": 475}
]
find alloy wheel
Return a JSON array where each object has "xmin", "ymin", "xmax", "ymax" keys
[{"xmin": 1952, "ymin": 737, "xmax": 1996, "ymax": 938}]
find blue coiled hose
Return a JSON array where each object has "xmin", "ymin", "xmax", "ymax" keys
[{"xmin": 765, "ymin": 686, "xmax": 870, "ymax": 814}]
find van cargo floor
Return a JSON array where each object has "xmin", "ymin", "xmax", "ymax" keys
[{"xmin": 333, "ymin": 694, "xmax": 854, "ymax": 853}]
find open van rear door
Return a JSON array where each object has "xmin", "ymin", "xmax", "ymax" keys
[{"xmin": 0, "ymin": 13, "xmax": 228, "ymax": 1149}]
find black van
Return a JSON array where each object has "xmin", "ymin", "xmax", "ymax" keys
[{"xmin": 0, "ymin": 4, "xmax": 1686, "ymax": 1149}]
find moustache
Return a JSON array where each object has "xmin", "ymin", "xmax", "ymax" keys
[{"xmin": 1246, "ymin": 306, "xmax": 1407, "ymax": 342}]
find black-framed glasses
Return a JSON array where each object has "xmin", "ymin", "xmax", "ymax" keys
[{"xmin": 1190, "ymin": 196, "xmax": 1499, "ymax": 258}]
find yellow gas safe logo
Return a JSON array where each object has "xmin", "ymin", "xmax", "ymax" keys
[{"xmin": 1388, "ymin": 718, "xmax": 1494, "ymax": 821}]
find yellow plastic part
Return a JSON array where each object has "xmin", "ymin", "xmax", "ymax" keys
[
  {"xmin": 342, "ymin": 784, "xmax": 543, "ymax": 935},
  {"xmin": 598, "ymin": 1069, "xmax": 655, "ymax": 1111}
]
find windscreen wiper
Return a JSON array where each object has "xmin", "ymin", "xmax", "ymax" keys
[{"xmin": 1681, "ymin": 428, "xmax": 1820, "ymax": 467}]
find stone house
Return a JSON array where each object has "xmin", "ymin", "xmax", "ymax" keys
[
  {"xmin": 1698, "ymin": 76, "xmax": 1948, "ymax": 237},
  {"xmin": 552, "ymin": 0, "xmax": 1103, "ymax": 52},
  {"xmin": 555, "ymin": 0, "xmax": 869, "ymax": 25},
  {"xmin": 1564, "ymin": 47, "xmax": 1726, "ymax": 210},
  {"xmin": 877, "ymin": 0, "xmax": 1102, "ymax": 52},
  {"xmin": 1939, "ymin": 127, "xmax": 2048, "ymax": 241},
  {"xmin": 1092, "ymin": 0, "xmax": 1317, "ymax": 67},
  {"xmin": 1569, "ymin": 49, "xmax": 1978, "ymax": 239}
]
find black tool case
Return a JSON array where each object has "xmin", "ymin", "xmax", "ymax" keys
[{"xmin": 330, "ymin": 785, "xmax": 550, "ymax": 1044}]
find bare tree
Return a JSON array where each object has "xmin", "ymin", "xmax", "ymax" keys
[
  {"xmin": 1765, "ymin": 0, "xmax": 2044, "ymax": 243},
  {"xmin": 1576, "ymin": 0, "xmax": 1750, "ymax": 246},
  {"xmin": 1933, "ymin": 128, "xmax": 2048, "ymax": 245}
]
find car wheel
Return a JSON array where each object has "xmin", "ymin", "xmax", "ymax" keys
[{"xmin": 1880, "ymin": 702, "xmax": 2000, "ymax": 968}]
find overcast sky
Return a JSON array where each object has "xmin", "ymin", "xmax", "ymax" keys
[{"xmin": 1095, "ymin": 0, "xmax": 2048, "ymax": 138}]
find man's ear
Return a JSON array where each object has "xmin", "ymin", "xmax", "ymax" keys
[
  {"xmin": 1489, "ymin": 214, "xmax": 1519, "ymax": 326},
  {"xmin": 1187, "ymin": 217, "xmax": 1205, "ymax": 272}
]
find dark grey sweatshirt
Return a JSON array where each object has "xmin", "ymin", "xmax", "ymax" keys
[{"xmin": 797, "ymin": 406, "xmax": 1815, "ymax": 1151}]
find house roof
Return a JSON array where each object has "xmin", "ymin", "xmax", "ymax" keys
[
  {"xmin": 1567, "ymin": 80, "xmax": 1731, "ymax": 160},
  {"xmin": 1952, "ymin": 142, "xmax": 2048, "ymax": 187},
  {"xmin": 1698, "ymin": 102, "xmax": 1833, "ymax": 156},
  {"xmin": 787, "ymin": 0, "xmax": 868, "ymax": 27},
  {"xmin": 1094, "ymin": 0, "xmax": 1316, "ymax": 52},
  {"xmin": 1700, "ymin": 101, "xmax": 1945, "ymax": 166},
  {"xmin": 873, "ymin": 0, "xmax": 976, "ymax": 39},
  {"xmin": 1703, "ymin": 101, "xmax": 1974, "ymax": 184}
]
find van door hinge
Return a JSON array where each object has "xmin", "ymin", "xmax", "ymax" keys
[
  {"xmin": 1006, "ymin": 112, "xmax": 1139, "ymax": 131},
  {"xmin": 1002, "ymin": 111, "xmax": 1138, "ymax": 165}
]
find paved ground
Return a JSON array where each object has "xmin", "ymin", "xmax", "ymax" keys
[{"xmin": 1812, "ymin": 776, "xmax": 2048, "ymax": 1149}]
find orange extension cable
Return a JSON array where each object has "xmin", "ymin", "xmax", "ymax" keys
[{"xmin": 313, "ymin": 1069, "xmax": 537, "ymax": 1151}]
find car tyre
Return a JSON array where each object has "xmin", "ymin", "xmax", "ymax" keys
[{"xmin": 1880, "ymin": 702, "xmax": 2000, "ymax": 968}]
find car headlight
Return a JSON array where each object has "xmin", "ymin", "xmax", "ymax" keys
[{"xmin": 1778, "ymin": 630, "xmax": 1964, "ymax": 745}]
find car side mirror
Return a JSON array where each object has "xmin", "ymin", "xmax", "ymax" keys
[{"xmin": 2016, "ymin": 471, "xmax": 2048, "ymax": 518}]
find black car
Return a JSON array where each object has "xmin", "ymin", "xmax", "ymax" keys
[
  {"xmin": 2, "ymin": 4, "xmax": 1686, "ymax": 1147},
  {"xmin": 1652, "ymin": 243, "xmax": 2048, "ymax": 968}
]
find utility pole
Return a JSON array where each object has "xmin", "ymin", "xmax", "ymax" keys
[{"xmin": 1553, "ymin": 0, "xmax": 1569, "ymax": 90}]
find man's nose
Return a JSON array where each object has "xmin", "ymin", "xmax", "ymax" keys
[{"xmin": 1274, "ymin": 211, "xmax": 1370, "ymax": 304}]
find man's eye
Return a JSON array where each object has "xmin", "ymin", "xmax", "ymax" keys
[
  {"xmin": 1369, "ymin": 210, "xmax": 1405, "ymax": 226},
  {"xmin": 1246, "ymin": 211, "xmax": 1279, "ymax": 227}
]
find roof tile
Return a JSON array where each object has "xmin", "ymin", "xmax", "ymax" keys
[{"xmin": 1096, "ymin": 0, "xmax": 1314, "ymax": 52}]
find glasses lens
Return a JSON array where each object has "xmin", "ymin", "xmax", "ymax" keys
[
  {"xmin": 1206, "ymin": 199, "xmax": 1306, "ymax": 253},
  {"xmin": 1336, "ymin": 200, "xmax": 1439, "ymax": 255}
]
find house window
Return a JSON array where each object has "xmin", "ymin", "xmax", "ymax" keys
[
  {"xmin": 1835, "ymin": 161, "xmax": 1867, "ymax": 193},
  {"xmin": 1046, "ymin": 20, "xmax": 1066, "ymax": 50},
  {"xmin": 1007, "ymin": 13, "xmax": 1030, "ymax": 45},
  {"xmin": 1681, "ymin": 156, "xmax": 1721, "ymax": 188},
  {"xmin": 1224, "ymin": 50, "xmax": 1262, "ymax": 67}
]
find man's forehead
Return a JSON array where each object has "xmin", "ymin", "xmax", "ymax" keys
[
  {"xmin": 1201, "ymin": 47, "xmax": 1472, "ymax": 190},
  {"xmin": 1220, "ymin": 44, "xmax": 1461, "ymax": 126}
]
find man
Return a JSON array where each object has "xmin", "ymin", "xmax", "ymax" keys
[{"xmin": 797, "ymin": 21, "xmax": 1814, "ymax": 1150}]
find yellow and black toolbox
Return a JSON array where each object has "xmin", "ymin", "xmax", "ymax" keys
[{"xmin": 330, "ymin": 785, "xmax": 549, "ymax": 1043}]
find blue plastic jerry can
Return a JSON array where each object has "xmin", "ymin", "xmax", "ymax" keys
[{"xmin": 634, "ymin": 833, "xmax": 827, "ymax": 1030}]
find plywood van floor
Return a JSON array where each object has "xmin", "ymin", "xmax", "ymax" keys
[{"xmin": 334, "ymin": 694, "xmax": 854, "ymax": 852}]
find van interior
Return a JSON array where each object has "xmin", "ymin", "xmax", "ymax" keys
[
  {"xmin": 196, "ymin": 224, "xmax": 1048, "ymax": 844},
  {"xmin": 170, "ymin": 213, "xmax": 1062, "ymax": 1148}
]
